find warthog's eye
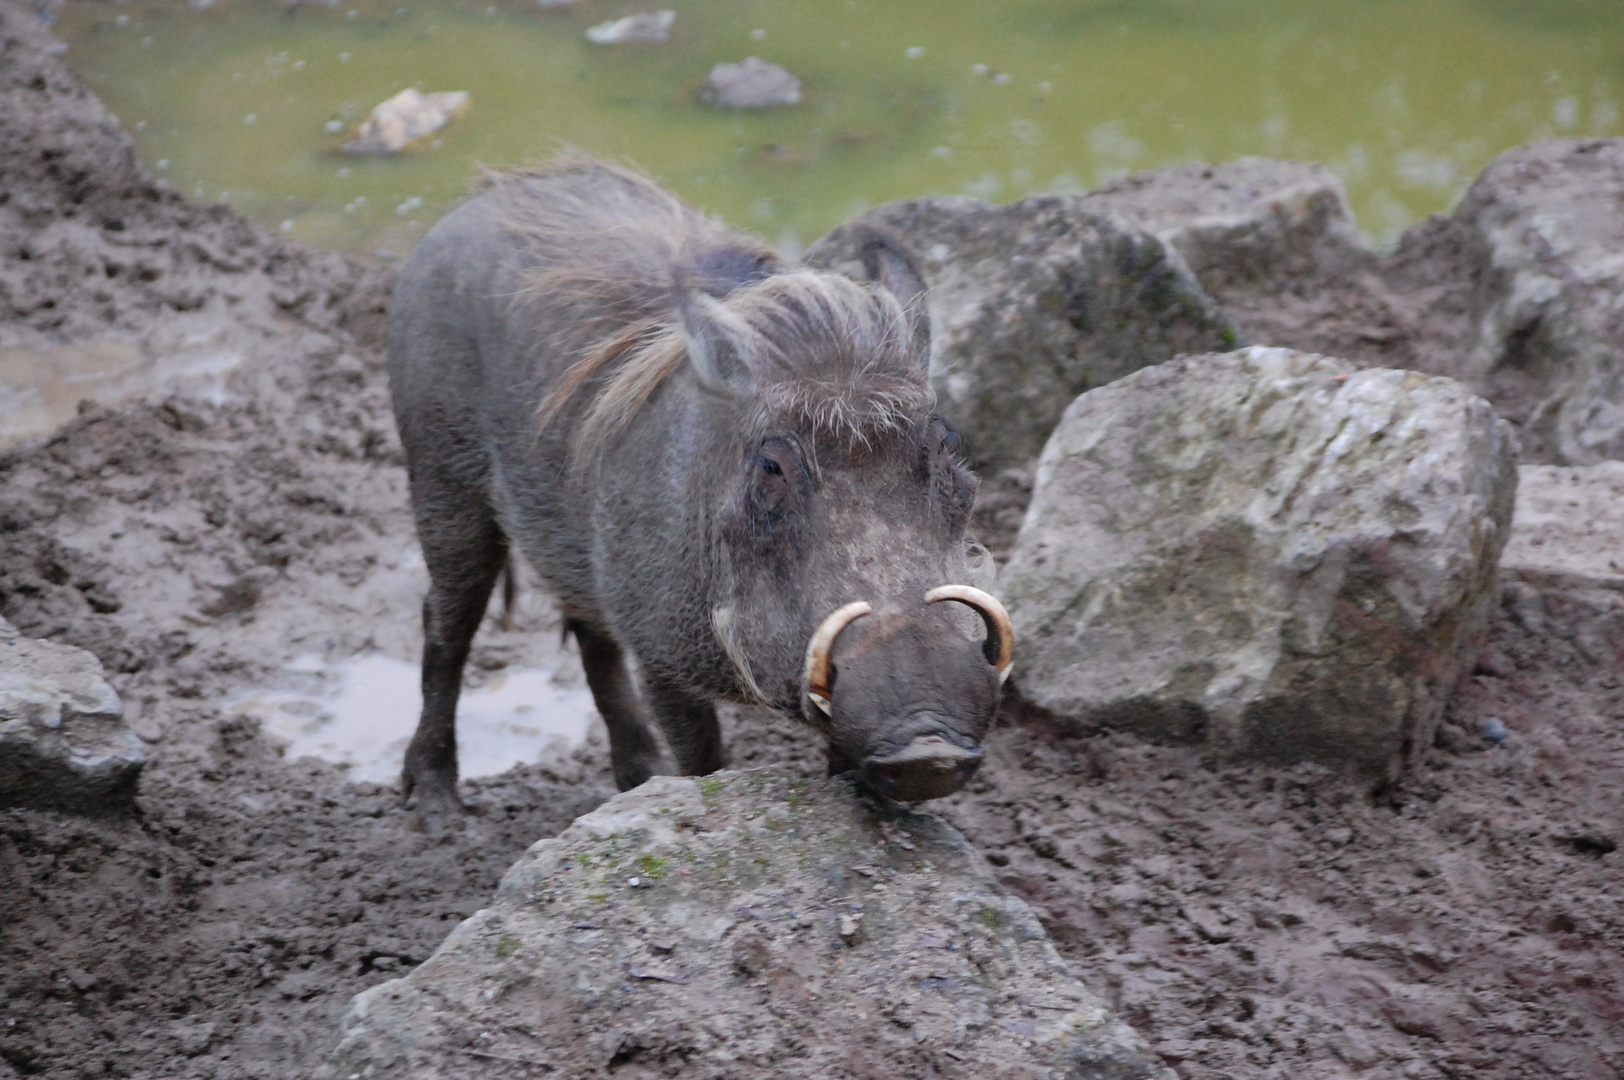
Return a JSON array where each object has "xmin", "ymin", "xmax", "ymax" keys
[{"xmin": 735, "ymin": 437, "xmax": 807, "ymax": 545}]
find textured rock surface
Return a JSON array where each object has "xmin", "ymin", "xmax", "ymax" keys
[
  {"xmin": 1497, "ymin": 462, "xmax": 1624, "ymax": 673},
  {"xmin": 0, "ymin": 615, "xmax": 143, "ymax": 812},
  {"xmin": 1500, "ymin": 462, "xmax": 1624, "ymax": 585},
  {"xmin": 322, "ymin": 770, "xmax": 1169, "ymax": 1080},
  {"xmin": 1450, "ymin": 139, "xmax": 1624, "ymax": 464},
  {"xmin": 806, "ymin": 198, "xmax": 1237, "ymax": 473},
  {"xmin": 1002, "ymin": 347, "xmax": 1518, "ymax": 780},
  {"xmin": 1077, "ymin": 157, "xmax": 1369, "ymax": 293}
]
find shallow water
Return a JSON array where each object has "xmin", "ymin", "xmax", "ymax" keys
[
  {"xmin": 53, "ymin": 0, "xmax": 1624, "ymax": 257},
  {"xmin": 0, "ymin": 336, "xmax": 244, "ymax": 443},
  {"xmin": 228, "ymin": 651, "xmax": 597, "ymax": 783}
]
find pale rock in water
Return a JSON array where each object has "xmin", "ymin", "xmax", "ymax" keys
[
  {"xmin": 0, "ymin": 615, "xmax": 145, "ymax": 813},
  {"xmin": 341, "ymin": 88, "xmax": 469, "ymax": 154},
  {"xmin": 584, "ymin": 10, "xmax": 674, "ymax": 44},
  {"xmin": 698, "ymin": 57, "xmax": 802, "ymax": 109},
  {"xmin": 1450, "ymin": 139, "xmax": 1624, "ymax": 465},
  {"xmin": 320, "ymin": 770, "xmax": 1169, "ymax": 1079},
  {"xmin": 1001, "ymin": 347, "xmax": 1518, "ymax": 781},
  {"xmin": 806, "ymin": 199, "xmax": 1237, "ymax": 473}
]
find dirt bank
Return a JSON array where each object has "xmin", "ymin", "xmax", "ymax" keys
[{"xmin": 1, "ymin": 4, "xmax": 1621, "ymax": 1078}]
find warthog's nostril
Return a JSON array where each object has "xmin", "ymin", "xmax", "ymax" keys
[{"xmin": 860, "ymin": 735, "xmax": 985, "ymax": 804}]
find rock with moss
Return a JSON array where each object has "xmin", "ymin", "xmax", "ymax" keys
[
  {"xmin": 1001, "ymin": 347, "xmax": 1517, "ymax": 781},
  {"xmin": 0, "ymin": 615, "xmax": 144, "ymax": 814},
  {"xmin": 807, "ymin": 199, "xmax": 1237, "ymax": 474},
  {"xmin": 320, "ymin": 769, "xmax": 1170, "ymax": 1080}
]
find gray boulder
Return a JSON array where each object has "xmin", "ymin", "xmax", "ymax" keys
[
  {"xmin": 321, "ymin": 770, "xmax": 1170, "ymax": 1080},
  {"xmin": 1001, "ymin": 348, "xmax": 1517, "ymax": 781},
  {"xmin": 1451, "ymin": 138, "xmax": 1624, "ymax": 465},
  {"xmin": 1076, "ymin": 157, "xmax": 1369, "ymax": 292},
  {"xmin": 806, "ymin": 198, "xmax": 1238, "ymax": 473},
  {"xmin": 0, "ymin": 615, "xmax": 144, "ymax": 813}
]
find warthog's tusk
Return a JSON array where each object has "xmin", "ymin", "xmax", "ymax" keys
[
  {"xmin": 925, "ymin": 584, "xmax": 1015, "ymax": 684},
  {"xmin": 803, "ymin": 601, "xmax": 873, "ymax": 717}
]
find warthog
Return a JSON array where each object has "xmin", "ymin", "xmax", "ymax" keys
[{"xmin": 388, "ymin": 159, "xmax": 1012, "ymax": 814}]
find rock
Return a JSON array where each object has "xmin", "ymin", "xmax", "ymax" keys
[
  {"xmin": 320, "ymin": 770, "xmax": 1169, "ymax": 1080},
  {"xmin": 1451, "ymin": 139, "xmax": 1624, "ymax": 464},
  {"xmin": 1001, "ymin": 347, "xmax": 1517, "ymax": 781},
  {"xmin": 1500, "ymin": 462, "xmax": 1624, "ymax": 584},
  {"xmin": 1077, "ymin": 157, "xmax": 1369, "ymax": 293},
  {"xmin": 584, "ymin": 10, "xmax": 674, "ymax": 45},
  {"xmin": 1496, "ymin": 462, "xmax": 1624, "ymax": 668},
  {"xmin": 697, "ymin": 57, "xmax": 802, "ymax": 110},
  {"xmin": 0, "ymin": 615, "xmax": 145, "ymax": 813},
  {"xmin": 806, "ymin": 198, "xmax": 1237, "ymax": 473},
  {"xmin": 341, "ymin": 88, "xmax": 469, "ymax": 155}
]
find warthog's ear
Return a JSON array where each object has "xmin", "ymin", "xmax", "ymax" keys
[
  {"xmin": 853, "ymin": 224, "xmax": 931, "ymax": 362},
  {"xmin": 676, "ymin": 287, "xmax": 750, "ymax": 395}
]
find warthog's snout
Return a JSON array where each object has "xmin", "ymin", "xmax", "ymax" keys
[
  {"xmin": 861, "ymin": 729, "xmax": 987, "ymax": 804},
  {"xmin": 804, "ymin": 585, "xmax": 1013, "ymax": 803}
]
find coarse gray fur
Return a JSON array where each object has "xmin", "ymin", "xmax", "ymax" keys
[{"xmin": 388, "ymin": 158, "xmax": 1003, "ymax": 817}]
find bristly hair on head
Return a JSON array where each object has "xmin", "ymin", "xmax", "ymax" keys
[{"xmin": 487, "ymin": 158, "xmax": 933, "ymax": 466}]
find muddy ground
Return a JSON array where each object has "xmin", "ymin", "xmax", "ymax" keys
[{"xmin": 1, "ymin": 4, "xmax": 1621, "ymax": 1078}]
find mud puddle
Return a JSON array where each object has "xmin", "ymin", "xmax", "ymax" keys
[{"xmin": 228, "ymin": 650, "xmax": 595, "ymax": 784}]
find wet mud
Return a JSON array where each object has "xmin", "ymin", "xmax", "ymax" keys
[{"xmin": 1, "ymin": 5, "xmax": 1621, "ymax": 1078}]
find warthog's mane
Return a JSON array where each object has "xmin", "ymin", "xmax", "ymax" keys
[{"xmin": 488, "ymin": 158, "xmax": 932, "ymax": 464}]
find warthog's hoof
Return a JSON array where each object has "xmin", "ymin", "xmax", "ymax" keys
[{"xmin": 860, "ymin": 735, "xmax": 985, "ymax": 803}]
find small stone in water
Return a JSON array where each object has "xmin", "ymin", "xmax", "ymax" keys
[
  {"xmin": 698, "ymin": 57, "xmax": 801, "ymax": 110},
  {"xmin": 584, "ymin": 11, "xmax": 674, "ymax": 45},
  {"xmin": 341, "ymin": 88, "xmax": 469, "ymax": 154}
]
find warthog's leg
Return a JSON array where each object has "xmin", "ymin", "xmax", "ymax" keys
[
  {"xmin": 645, "ymin": 683, "xmax": 727, "ymax": 778},
  {"xmin": 567, "ymin": 619, "xmax": 662, "ymax": 791},
  {"xmin": 402, "ymin": 508, "xmax": 507, "ymax": 818}
]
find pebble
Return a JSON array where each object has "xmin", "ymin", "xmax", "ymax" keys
[
  {"xmin": 584, "ymin": 11, "xmax": 674, "ymax": 45},
  {"xmin": 698, "ymin": 57, "xmax": 801, "ymax": 110}
]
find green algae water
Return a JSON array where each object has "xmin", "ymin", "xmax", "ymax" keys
[{"xmin": 54, "ymin": 0, "xmax": 1624, "ymax": 256}]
